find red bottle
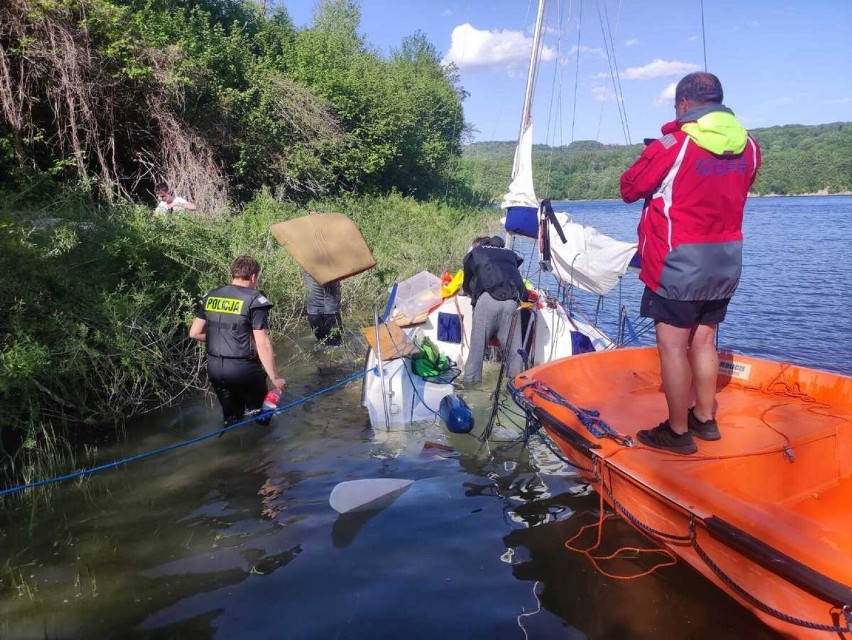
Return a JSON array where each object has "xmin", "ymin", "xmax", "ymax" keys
[{"xmin": 262, "ymin": 389, "xmax": 281, "ymax": 412}]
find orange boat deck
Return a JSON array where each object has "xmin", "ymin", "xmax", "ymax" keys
[{"xmin": 515, "ymin": 346, "xmax": 852, "ymax": 638}]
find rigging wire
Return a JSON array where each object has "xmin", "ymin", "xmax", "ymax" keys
[
  {"xmin": 543, "ymin": 0, "xmax": 568, "ymax": 197},
  {"xmin": 569, "ymin": 0, "xmax": 583, "ymax": 144},
  {"xmin": 700, "ymin": 0, "xmax": 708, "ymax": 71},
  {"xmin": 605, "ymin": 0, "xmax": 631, "ymax": 143},
  {"xmin": 595, "ymin": 0, "xmax": 631, "ymax": 145}
]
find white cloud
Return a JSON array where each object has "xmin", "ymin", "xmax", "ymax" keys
[
  {"xmin": 653, "ymin": 82, "xmax": 678, "ymax": 106},
  {"xmin": 688, "ymin": 35, "xmax": 698, "ymax": 42},
  {"xmin": 624, "ymin": 38, "xmax": 640, "ymax": 47},
  {"xmin": 824, "ymin": 97, "xmax": 852, "ymax": 105},
  {"xmin": 441, "ymin": 23, "xmax": 557, "ymax": 72},
  {"xmin": 567, "ymin": 44, "xmax": 607, "ymax": 58},
  {"xmin": 622, "ymin": 59, "xmax": 701, "ymax": 80},
  {"xmin": 592, "ymin": 85, "xmax": 615, "ymax": 102},
  {"xmin": 441, "ymin": 9, "xmax": 452, "ymax": 17}
]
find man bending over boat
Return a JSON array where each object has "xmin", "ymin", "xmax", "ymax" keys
[
  {"xmin": 461, "ymin": 235, "xmax": 527, "ymax": 385},
  {"xmin": 620, "ymin": 72, "xmax": 761, "ymax": 454},
  {"xmin": 189, "ymin": 256, "xmax": 286, "ymax": 425}
]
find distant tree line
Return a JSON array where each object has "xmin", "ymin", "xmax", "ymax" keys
[
  {"xmin": 0, "ymin": 0, "xmax": 475, "ymax": 210},
  {"xmin": 462, "ymin": 122, "xmax": 852, "ymax": 201}
]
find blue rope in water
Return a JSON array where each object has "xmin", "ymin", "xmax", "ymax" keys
[{"xmin": 0, "ymin": 368, "xmax": 371, "ymax": 498}]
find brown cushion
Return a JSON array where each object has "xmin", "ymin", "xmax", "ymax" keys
[{"xmin": 270, "ymin": 212, "xmax": 376, "ymax": 285}]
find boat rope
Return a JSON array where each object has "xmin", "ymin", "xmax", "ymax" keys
[
  {"xmin": 0, "ymin": 368, "xmax": 371, "ymax": 499},
  {"xmin": 374, "ymin": 321, "xmax": 444, "ymax": 421},
  {"xmin": 516, "ymin": 580, "xmax": 543, "ymax": 640},
  {"xmin": 533, "ymin": 429, "xmax": 598, "ymax": 476},
  {"xmin": 594, "ymin": 460, "xmax": 852, "ymax": 633},
  {"xmin": 692, "ymin": 529, "xmax": 852, "ymax": 634},
  {"xmin": 515, "ymin": 379, "xmax": 634, "ymax": 447},
  {"xmin": 513, "ymin": 387, "xmax": 851, "ymax": 633},
  {"xmin": 599, "ymin": 463, "xmax": 692, "ymax": 542},
  {"xmin": 565, "ymin": 488, "xmax": 679, "ymax": 579}
]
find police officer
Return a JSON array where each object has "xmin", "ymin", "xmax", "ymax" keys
[
  {"xmin": 189, "ymin": 255, "xmax": 286, "ymax": 424},
  {"xmin": 461, "ymin": 235, "xmax": 527, "ymax": 385}
]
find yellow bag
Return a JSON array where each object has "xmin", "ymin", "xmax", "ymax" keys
[{"xmin": 441, "ymin": 269, "xmax": 464, "ymax": 298}]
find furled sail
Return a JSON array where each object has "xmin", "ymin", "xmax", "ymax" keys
[
  {"xmin": 500, "ymin": 0, "xmax": 545, "ymax": 239},
  {"xmin": 501, "ymin": 120, "xmax": 538, "ymax": 210}
]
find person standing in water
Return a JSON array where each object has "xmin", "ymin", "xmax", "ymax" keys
[
  {"xmin": 301, "ymin": 270, "xmax": 343, "ymax": 346},
  {"xmin": 461, "ymin": 235, "xmax": 527, "ymax": 385},
  {"xmin": 189, "ymin": 255, "xmax": 285, "ymax": 424}
]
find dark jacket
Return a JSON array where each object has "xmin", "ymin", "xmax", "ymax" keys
[
  {"xmin": 197, "ymin": 284, "xmax": 272, "ymax": 359},
  {"xmin": 462, "ymin": 236, "xmax": 526, "ymax": 306}
]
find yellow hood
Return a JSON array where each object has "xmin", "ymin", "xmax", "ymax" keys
[{"xmin": 681, "ymin": 110, "xmax": 748, "ymax": 156}]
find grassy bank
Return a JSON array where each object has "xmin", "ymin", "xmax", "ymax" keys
[{"xmin": 0, "ymin": 188, "xmax": 494, "ymax": 487}]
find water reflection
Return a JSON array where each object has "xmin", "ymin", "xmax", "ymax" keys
[{"xmin": 4, "ymin": 222, "xmax": 834, "ymax": 639}]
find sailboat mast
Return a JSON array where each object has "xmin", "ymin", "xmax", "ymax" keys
[{"xmin": 519, "ymin": 0, "xmax": 546, "ymax": 140}]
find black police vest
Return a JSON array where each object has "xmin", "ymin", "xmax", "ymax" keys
[{"xmin": 202, "ymin": 284, "xmax": 271, "ymax": 359}]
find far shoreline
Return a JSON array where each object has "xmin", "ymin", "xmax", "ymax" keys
[
  {"xmin": 749, "ymin": 191, "xmax": 852, "ymax": 197},
  {"xmin": 489, "ymin": 192, "xmax": 852, "ymax": 206}
]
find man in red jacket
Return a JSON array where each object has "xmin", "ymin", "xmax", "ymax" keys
[{"xmin": 621, "ymin": 72, "xmax": 761, "ymax": 454}]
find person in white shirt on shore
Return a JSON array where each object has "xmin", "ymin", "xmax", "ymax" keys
[{"xmin": 154, "ymin": 181, "xmax": 197, "ymax": 216}]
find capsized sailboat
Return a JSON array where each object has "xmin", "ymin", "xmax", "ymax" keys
[
  {"xmin": 361, "ymin": 0, "xmax": 639, "ymax": 431},
  {"xmin": 362, "ymin": 0, "xmax": 636, "ymax": 436}
]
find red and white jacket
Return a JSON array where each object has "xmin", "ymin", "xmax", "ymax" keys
[{"xmin": 621, "ymin": 106, "xmax": 761, "ymax": 300}]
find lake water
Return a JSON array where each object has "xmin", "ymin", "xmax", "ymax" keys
[
  {"xmin": 1, "ymin": 196, "xmax": 849, "ymax": 639},
  {"xmin": 549, "ymin": 195, "xmax": 852, "ymax": 375}
]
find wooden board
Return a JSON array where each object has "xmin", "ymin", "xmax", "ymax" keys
[{"xmin": 361, "ymin": 320, "xmax": 418, "ymax": 360}]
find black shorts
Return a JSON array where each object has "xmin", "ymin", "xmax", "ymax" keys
[{"xmin": 640, "ymin": 287, "xmax": 730, "ymax": 329}]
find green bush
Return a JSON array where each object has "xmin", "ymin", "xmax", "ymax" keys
[{"xmin": 0, "ymin": 189, "xmax": 496, "ymax": 476}]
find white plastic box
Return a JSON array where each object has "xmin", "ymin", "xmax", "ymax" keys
[{"xmin": 394, "ymin": 271, "xmax": 442, "ymax": 320}]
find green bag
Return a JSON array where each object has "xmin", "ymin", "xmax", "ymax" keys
[{"xmin": 410, "ymin": 337, "xmax": 458, "ymax": 382}]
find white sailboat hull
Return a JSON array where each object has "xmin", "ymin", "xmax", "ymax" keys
[{"xmin": 362, "ymin": 291, "xmax": 614, "ymax": 430}]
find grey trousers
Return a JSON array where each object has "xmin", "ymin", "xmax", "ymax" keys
[{"xmin": 463, "ymin": 292, "xmax": 523, "ymax": 384}]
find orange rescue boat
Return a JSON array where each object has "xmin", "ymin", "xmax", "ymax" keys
[{"xmin": 511, "ymin": 346, "xmax": 852, "ymax": 639}]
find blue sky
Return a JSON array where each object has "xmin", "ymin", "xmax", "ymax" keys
[{"xmin": 282, "ymin": 1, "xmax": 852, "ymax": 146}]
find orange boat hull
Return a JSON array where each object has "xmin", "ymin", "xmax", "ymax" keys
[{"xmin": 513, "ymin": 346, "xmax": 852, "ymax": 639}]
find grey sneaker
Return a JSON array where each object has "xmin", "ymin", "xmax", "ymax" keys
[
  {"xmin": 636, "ymin": 421, "xmax": 697, "ymax": 454},
  {"xmin": 688, "ymin": 408, "xmax": 721, "ymax": 441}
]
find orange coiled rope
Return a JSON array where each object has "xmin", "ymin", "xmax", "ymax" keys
[{"xmin": 564, "ymin": 488, "xmax": 678, "ymax": 580}]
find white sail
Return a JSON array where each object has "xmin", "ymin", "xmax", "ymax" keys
[
  {"xmin": 501, "ymin": 121, "xmax": 538, "ymax": 210},
  {"xmin": 547, "ymin": 211, "xmax": 637, "ymax": 296},
  {"xmin": 501, "ymin": 0, "xmax": 545, "ymax": 213}
]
